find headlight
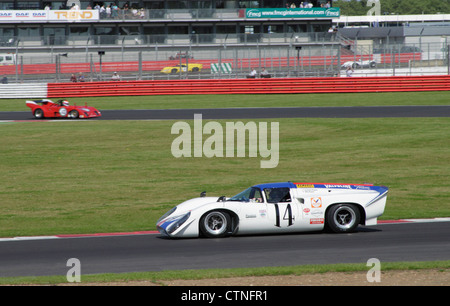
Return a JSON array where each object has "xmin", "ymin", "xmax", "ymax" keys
[
  {"xmin": 166, "ymin": 212, "xmax": 191, "ymax": 234},
  {"xmin": 157, "ymin": 207, "xmax": 177, "ymax": 225}
]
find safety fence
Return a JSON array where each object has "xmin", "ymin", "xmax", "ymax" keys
[
  {"xmin": 46, "ymin": 75, "xmax": 450, "ymax": 98},
  {"xmin": 0, "ymin": 53, "xmax": 421, "ymax": 77}
]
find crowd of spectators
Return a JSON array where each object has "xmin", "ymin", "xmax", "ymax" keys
[
  {"xmin": 44, "ymin": 2, "xmax": 146, "ymax": 20},
  {"xmin": 286, "ymin": 1, "xmax": 331, "ymax": 8}
]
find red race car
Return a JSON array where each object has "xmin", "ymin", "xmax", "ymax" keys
[{"xmin": 26, "ymin": 99, "xmax": 101, "ymax": 119}]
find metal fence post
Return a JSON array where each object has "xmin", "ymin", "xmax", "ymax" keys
[{"xmin": 138, "ymin": 51, "xmax": 142, "ymax": 80}]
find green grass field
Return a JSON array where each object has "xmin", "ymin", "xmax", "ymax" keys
[{"xmin": 0, "ymin": 91, "xmax": 449, "ymax": 237}]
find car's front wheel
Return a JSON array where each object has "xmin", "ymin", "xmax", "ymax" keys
[
  {"xmin": 200, "ymin": 211, "xmax": 231, "ymax": 238},
  {"xmin": 326, "ymin": 204, "xmax": 360, "ymax": 233},
  {"xmin": 68, "ymin": 110, "xmax": 79, "ymax": 119}
]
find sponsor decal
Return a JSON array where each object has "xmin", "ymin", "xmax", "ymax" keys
[
  {"xmin": 310, "ymin": 218, "xmax": 324, "ymax": 224},
  {"xmin": 324, "ymin": 184, "xmax": 352, "ymax": 189},
  {"xmin": 295, "ymin": 183, "xmax": 314, "ymax": 188},
  {"xmin": 15, "ymin": 12, "xmax": 30, "ymax": 17},
  {"xmin": 311, "ymin": 197, "xmax": 322, "ymax": 208}
]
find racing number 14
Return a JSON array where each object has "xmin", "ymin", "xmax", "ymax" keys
[{"xmin": 274, "ymin": 204, "xmax": 294, "ymax": 227}]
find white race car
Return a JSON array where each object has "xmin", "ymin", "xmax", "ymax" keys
[
  {"xmin": 156, "ymin": 182, "xmax": 388, "ymax": 238},
  {"xmin": 341, "ymin": 60, "xmax": 377, "ymax": 69}
]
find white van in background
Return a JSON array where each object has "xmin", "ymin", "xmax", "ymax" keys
[{"xmin": 0, "ymin": 54, "xmax": 16, "ymax": 65}]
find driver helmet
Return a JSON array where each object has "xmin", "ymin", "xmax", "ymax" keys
[{"xmin": 62, "ymin": 100, "xmax": 69, "ymax": 106}]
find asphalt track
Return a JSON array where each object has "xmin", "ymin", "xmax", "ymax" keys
[
  {"xmin": 0, "ymin": 222, "xmax": 449, "ymax": 277},
  {"xmin": 1, "ymin": 105, "xmax": 450, "ymax": 121}
]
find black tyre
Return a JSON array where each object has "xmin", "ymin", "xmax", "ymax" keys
[
  {"xmin": 171, "ymin": 68, "xmax": 178, "ymax": 74},
  {"xmin": 34, "ymin": 109, "xmax": 44, "ymax": 119},
  {"xmin": 200, "ymin": 211, "xmax": 231, "ymax": 238},
  {"xmin": 68, "ymin": 110, "xmax": 79, "ymax": 119},
  {"xmin": 192, "ymin": 67, "xmax": 199, "ymax": 72},
  {"xmin": 326, "ymin": 204, "xmax": 360, "ymax": 233}
]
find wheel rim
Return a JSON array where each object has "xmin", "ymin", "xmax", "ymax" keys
[
  {"xmin": 34, "ymin": 109, "xmax": 43, "ymax": 118},
  {"xmin": 333, "ymin": 206, "xmax": 356, "ymax": 230},
  {"xmin": 204, "ymin": 212, "xmax": 227, "ymax": 236},
  {"xmin": 69, "ymin": 111, "xmax": 79, "ymax": 118}
]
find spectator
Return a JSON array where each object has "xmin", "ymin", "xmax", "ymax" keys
[
  {"xmin": 111, "ymin": 3, "xmax": 119, "ymax": 19},
  {"xmin": 346, "ymin": 66, "xmax": 353, "ymax": 77},
  {"xmin": 70, "ymin": 74, "xmax": 77, "ymax": 82},
  {"xmin": 111, "ymin": 71, "xmax": 121, "ymax": 81},
  {"xmin": 139, "ymin": 8, "xmax": 145, "ymax": 19},
  {"xmin": 260, "ymin": 67, "xmax": 271, "ymax": 78},
  {"xmin": 247, "ymin": 67, "xmax": 257, "ymax": 78},
  {"xmin": 78, "ymin": 72, "xmax": 85, "ymax": 82},
  {"xmin": 99, "ymin": 5, "xmax": 106, "ymax": 18}
]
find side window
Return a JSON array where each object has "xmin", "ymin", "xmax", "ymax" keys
[
  {"xmin": 252, "ymin": 188, "xmax": 263, "ymax": 203},
  {"xmin": 264, "ymin": 188, "xmax": 291, "ymax": 203}
]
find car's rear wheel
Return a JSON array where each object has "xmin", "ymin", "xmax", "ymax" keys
[
  {"xmin": 33, "ymin": 109, "xmax": 44, "ymax": 119},
  {"xmin": 171, "ymin": 68, "xmax": 178, "ymax": 74},
  {"xmin": 68, "ymin": 110, "xmax": 79, "ymax": 119},
  {"xmin": 200, "ymin": 211, "xmax": 231, "ymax": 238},
  {"xmin": 326, "ymin": 204, "xmax": 360, "ymax": 233},
  {"xmin": 192, "ymin": 67, "xmax": 199, "ymax": 72}
]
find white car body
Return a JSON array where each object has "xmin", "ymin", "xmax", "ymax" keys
[
  {"xmin": 156, "ymin": 182, "xmax": 388, "ymax": 238},
  {"xmin": 341, "ymin": 60, "xmax": 376, "ymax": 69}
]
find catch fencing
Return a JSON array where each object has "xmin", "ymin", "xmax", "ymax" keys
[{"xmin": 1, "ymin": 41, "xmax": 448, "ymax": 84}]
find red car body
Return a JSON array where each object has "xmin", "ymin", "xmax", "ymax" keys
[{"xmin": 26, "ymin": 99, "xmax": 101, "ymax": 119}]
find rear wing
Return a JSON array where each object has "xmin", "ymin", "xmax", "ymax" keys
[{"xmin": 26, "ymin": 99, "xmax": 54, "ymax": 107}]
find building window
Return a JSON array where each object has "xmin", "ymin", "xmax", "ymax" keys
[
  {"xmin": 70, "ymin": 26, "xmax": 90, "ymax": 36},
  {"xmin": 0, "ymin": 28, "xmax": 15, "ymax": 46},
  {"xmin": 17, "ymin": 1, "xmax": 40, "ymax": 9},
  {"xmin": 239, "ymin": 1, "xmax": 259, "ymax": 8},
  {"xmin": 43, "ymin": 26, "xmax": 66, "ymax": 45},
  {"xmin": 168, "ymin": 1, "xmax": 188, "ymax": 9},
  {"xmin": 18, "ymin": 26, "xmax": 40, "ymax": 37},
  {"xmin": 0, "ymin": 1, "xmax": 14, "ymax": 9}
]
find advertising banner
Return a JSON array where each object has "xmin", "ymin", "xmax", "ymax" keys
[
  {"xmin": 245, "ymin": 8, "xmax": 340, "ymax": 19},
  {"xmin": 0, "ymin": 10, "xmax": 99, "ymax": 22}
]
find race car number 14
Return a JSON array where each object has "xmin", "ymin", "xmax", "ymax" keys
[{"xmin": 273, "ymin": 203, "xmax": 294, "ymax": 227}]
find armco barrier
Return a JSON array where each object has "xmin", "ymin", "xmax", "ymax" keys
[
  {"xmin": 0, "ymin": 83, "xmax": 47, "ymax": 98},
  {"xmin": 47, "ymin": 75, "xmax": 450, "ymax": 98}
]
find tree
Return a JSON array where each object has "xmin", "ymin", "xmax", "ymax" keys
[{"xmin": 333, "ymin": 0, "xmax": 450, "ymax": 16}]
